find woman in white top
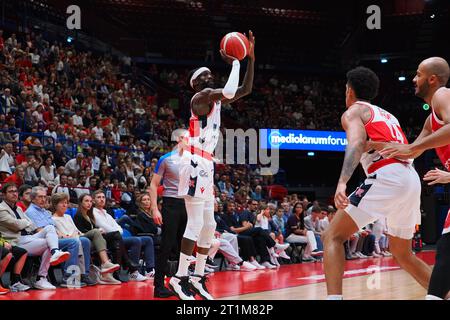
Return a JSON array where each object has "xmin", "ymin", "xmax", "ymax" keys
[
  {"xmin": 51, "ymin": 193, "xmax": 119, "ymax": 285},
  {"xmin": 39, "ymin": 157, "xmax": 56, "ymax": 187},
  {"xmin": 255, "ymin": 204, "xmax": 290, "ymax": 261}
]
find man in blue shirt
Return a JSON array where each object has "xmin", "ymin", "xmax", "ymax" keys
[{"xmin": 25, "ymin": 186, "xmax": 87, "ymax": 287}]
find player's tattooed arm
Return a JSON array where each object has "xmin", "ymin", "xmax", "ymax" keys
[{"xmin": 338, "ymin": 108, "xmax": 367, "ymax": 185}]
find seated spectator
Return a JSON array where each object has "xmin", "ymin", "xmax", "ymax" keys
[
  {"xmin": 222, "ymin": 201, "xmax": 278, "ymax": 269},
  {"xmin": 0, "ymin": 183, "xmax": 70, "ymax": 290},
  {"xmin": 51, "ymin": 193, "xmax": 99, "ymax": 286},
  {"xmin": 52, "ymin": 174, "xmax": 69, "ymax": 195},
  {"xmin": 0, "ymin": 232, "xmax": 30, "ymax": 293},
  {"xmin": 71, "ymin": 194, "xmax": 120, "ymax": 276},
  {"xmin": 91, "ymin": 190, "xmax": 146, "ymax": 282},
  {"xmin": 272, "ymin": 207, "xmax": 286, "ymax": 238},
  {"xmin": 118, "ymin": 192, "xmax": 156, "ymax": 279},
  {"xmin": 39, "ymin": 156, "xmax": 56, "ymax": 188},
  {"xmin": 25, "ymin": 186, "xmax": 82, "ymax": 287},
  {"xmin": 73, "ymin": 194, "xmax": 122, "ymax": 285},
  {"xmin": 4, "ymin": 165, "xmax": 25, "ymax": 187},
  {"xmin": 304, "ymin": 205, "xmax": 325, "ymax": 251},
  {"xmin": 250, "ymin": 185, "xmax": 263, "ymax": 201},
  {"xmin": 17, "ymin": 184, "xmax": 32, "ymax": 212},
  {"xmin": 120, "ymin": 180, "xmax": 138, "ymax": 217},
  {"xmin": 255, "ymin": 204, "xmax": 290, "ymax": 261},
  {"xmin": 213, "ymin": 201, "xmax": 258, "ymax": 271},
  {"xmin": 370, "ymin": 219, "xmax": 392, "ymax": 257},
  {"xmin": 64, "ymin": 153, "xmax": 83, "ymax": 176},
  {"xmin": 285, "ymin": 202, "xmax": 320, "ymax": 262},
  {"xmin": 23, "ymin": 156, "xmax": 39, "ymax": 186}
]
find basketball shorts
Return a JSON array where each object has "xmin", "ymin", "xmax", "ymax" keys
[
  {"xmin": 178, "ymin": 151, "xmax": 214, "ymax": 200},
  {"xmin": 345, "ymin": 163, "xmax": 421, "ymax": 240}
]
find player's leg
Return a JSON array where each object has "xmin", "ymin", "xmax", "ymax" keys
[
  {"xmin": 190, "ymin": 197, "xmax": 216, "ymax": 300},
  {"xmin": 426, "ymin": 233, "xmax": 450, "ymax": 299},
  {"xmin": 388, "ymin": 235, "xmax": 431, "ymax": 289},
  {"xmin": 322, "ymin": 209, "xmax": 360, "ymax": 299},
  {"xmin": 169, "ymin": 196, "xmax": 205, "ymax": 300}
]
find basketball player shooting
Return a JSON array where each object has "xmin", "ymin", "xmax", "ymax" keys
[
  {"xmin": 168, "ymin": 31, "xmax": 255, "ymax": 300},
  {"xmin": 369, "ymin": 57, "xmax": 450, "ymax": 300},
  {"xmin": 322, "ymin": 67, "xmax": 432, "ymax": 300}
]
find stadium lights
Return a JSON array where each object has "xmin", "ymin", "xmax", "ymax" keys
[
  {"xmin": 67, "ymin": 36, "xmax": 73, "ymax": 43},
  {"xmin": 381, "ymin": 58, "xmax": 388, "ymax": 64},
  {"xmin": 398, "ymin": 76, "xmax": 406, "ymax": 81},
  {"xmin": 430, "ymin": 14, "xmax": 435, "ymax": 19},
  {"xmin": 307, "ymin": 152, "xmax": 315, "ymax": 157}
]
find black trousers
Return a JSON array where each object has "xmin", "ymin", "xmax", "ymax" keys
[
  {"xmin": 236, "ymin": 235, "xmax": 257, "ymax": 261},
  {"xmin": 102, "ymin": 231, "xmax": 133, "ymax": 269},
  {"xmin": 428, "ymin": 233, "xmax": 450, "ymax": 298},
  {"xmin": 240, "ymin": 227, "xmax": 276, "ymax": 263},
  {"xmin": 154, "ymin": 197, "xmax": 187, "ymax": 288}
]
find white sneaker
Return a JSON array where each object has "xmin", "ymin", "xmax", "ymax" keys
[
  {"xmin": 9, "ymin": 282, "xmax": 31, "ymax": 292},
  {"xmin": 204, "ymin": 266, "xmax": 215, "ymax": 274},
  {"xmin": 98, "ymin": 272, "xmax": 121, "ymax": 285},
  {"xmin": 169, "ymin": 276, "xmax": 195, "ymax": 300},
  {"xmin": 261, "ymin": 261, "xmax": 277, "ymax": 269},
  {"xmin": 279, "ymin": 251, "xmax": 291, "ymax": 260},
  {"xmin": 226, "ymin": 264, "xmax": 241, "ymax": 271},
  {"xmin": 129, "ymin": 270, "xmax": 146, "ymax": 282},
  {"xmin": 100, "ymin": 261, "xmax": 120, "ymax": 274},
  {"xmin": 145, "ymin": 269, "xmax": 155, "ymax": 280},
  {"xmin": 34, "ymin": 277, "xmax": 56, "ymax": 290},
  {"xmin": 240, "ymin": 261, "xmax": 257, "ymax": 271},
  {"xmin": 382, "ymin": 251, "xmax": 392, "ymax": 257},
  {"xmin": 49, "ymin": 250, "xmax": 71, "ymax": 266},
  {"xmin": 250, "ymin": 260, "xmax": 266, "ymax": 269},
  {"xmin": 275, "ymin": 243, "xmax": 290, "ymax": 251},
  {"xmin": 190, "ymin": 275, "xmax": 214, "ymax": 300},
  {"xmin": 372, "ymin": 252, "xmax": 382, "ymax": 258}
]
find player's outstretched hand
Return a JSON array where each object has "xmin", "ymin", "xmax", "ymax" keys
[
  {"xmin": 247, "ymin": 30, "xmax": 255, "ymax": 60},
  {"xmin": 219, "ymin": 49, "xmax": 237, "ymax": 65},
  {"xmin": 334, "ymin": 183, "xmax": 349, "ymax": 209},
  {"xmin": 378, "ymin": 143, "xmax": 420, "ymax": 160},
  {"xmin": 423, "ymin": 168, "xmax": 450, "ymax": 185}
]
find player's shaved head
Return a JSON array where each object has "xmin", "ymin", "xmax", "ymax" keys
[{"xmin": 419, "ymin": 57, "xmax": 450, "ymax": 85}]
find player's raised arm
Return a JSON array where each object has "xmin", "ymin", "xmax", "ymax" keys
[
  {"xmin": 191, "ymin": 31, "xmax": 255, "ymax": 116},
  {"xmin": 334, "ymin": 108, "xmax": 367, "ymax": 209}
]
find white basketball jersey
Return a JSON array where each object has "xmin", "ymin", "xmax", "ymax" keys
[{"xmin": 188, "ymin": 93, "xmax": 221, "ymax": 154}]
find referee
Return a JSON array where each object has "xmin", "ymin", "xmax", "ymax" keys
[{"xmin": 150, "ymin": 132, "xmax": 187, "ymax": 298}]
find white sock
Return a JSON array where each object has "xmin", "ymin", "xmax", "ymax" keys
[
  {"xmin": 175, "ymin": 253, "xmax": 191, "ymax": 277},
  {"xmin": 425, "ymin": 294, "xmax": 443, "ymax": 300},
  {"xmin": 194, "ymin": 253, "xmax": 208, "ymax": 276},
  {"xmin": 326, "ymin": 295, "xmax": 343, "ymax": 300}
]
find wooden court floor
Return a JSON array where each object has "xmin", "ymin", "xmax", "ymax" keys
[{"xmin": 0, "ymin": 251, "xmax": 435, "ymax": 300}]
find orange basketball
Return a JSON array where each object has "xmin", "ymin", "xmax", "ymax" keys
[{"xmin": 220, "ymin": 32, "xmax": 250, "ymax": 61}]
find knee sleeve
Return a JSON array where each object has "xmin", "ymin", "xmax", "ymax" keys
[
  {"xmin": 197, "ymin": 200, "xmax": 216, "ymax": 248},
  {"xmin": 183, "ymin": 197, "xmax": 206, "ymax": 241}
]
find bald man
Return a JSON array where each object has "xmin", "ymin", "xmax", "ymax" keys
[{"xmin": 369, "ymin": 57, "xmax": 450, "ymax": 300}]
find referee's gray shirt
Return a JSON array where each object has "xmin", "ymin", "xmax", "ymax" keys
[{"xmin": 154, "ymin": 149, "xmax": 181, "ymax": 198}]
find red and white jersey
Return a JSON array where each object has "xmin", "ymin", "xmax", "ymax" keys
[
  {"xmin": 430, "ymin": 106, "xmax": 450, "ymax": 234},
  {"xmin": 188, "ymin": 93, "xmax": 221, "ymax": 155},
  {"xmin": 356, "ymin": 101, "xmax": 411, "ymax": 175},
  {"xmin": 430, "ymin": 107, "xmax": 450, "ymax": 171},
  {"xmin": 443, "ymin": 209, "xmax": 450, "ymax": 235}
]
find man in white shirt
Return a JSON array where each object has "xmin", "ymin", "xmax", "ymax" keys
[
  {"xmin": 64, "ymin": 153, "xmax": 83, "ymax": 176},
  {"xmin": 44, "ymin": 123, "xmax": 58, "ymax": 146},
  {"xmin": 1, "ymin": 143, "xmax": 16, "ymax": 171},
  {"xmin": 52, "ymin": 174, "xmax": 70, "ymax": 195},
  {"xmin": 72, "ymin": 109, "xmax": 84, "ymax": 128},
  {"xmin": 92, "ymin": 121, "xmax": 104, "ymax": 142}
]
